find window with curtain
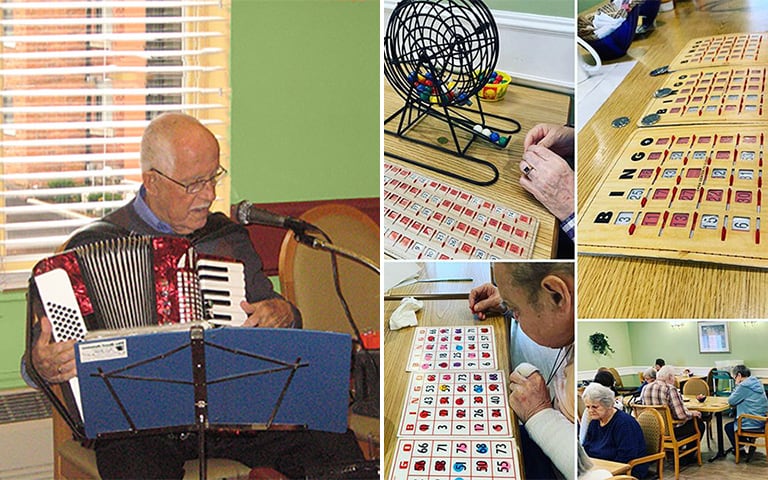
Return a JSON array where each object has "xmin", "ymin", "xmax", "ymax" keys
[{"xmin": 0, "ymin": 0, "xmax": 231, "ymax": 290}]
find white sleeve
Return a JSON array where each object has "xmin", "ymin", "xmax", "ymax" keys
[{"xmin": 525, "ymin": 407, "xmax": 576, "ymax": 480}]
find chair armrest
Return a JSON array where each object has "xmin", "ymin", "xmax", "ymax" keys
[{"xmin": 628, "ymin": 453, "xmax": 663, "ymax": 467}]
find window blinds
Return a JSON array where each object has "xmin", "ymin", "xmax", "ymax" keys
[{"xmin": 0, "ymin": 0, "xmax": 231, "ymax": 289}]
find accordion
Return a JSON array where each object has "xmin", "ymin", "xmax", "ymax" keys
[{"xmin": 28, "ymin": 235, "xmax": 247, "ymax": 430}]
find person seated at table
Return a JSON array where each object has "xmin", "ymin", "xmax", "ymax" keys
[
  {"xmin": 642, "ymin": 365, "xmax": 705, "ymax": 459},
  {"xmin": 682, "ymin": 368, "xmax": 693, "ymax": 377},
  {"xmin": 724, "ymin": 364, "xmax": 768, "ymax": 461},
  {"xmin": 654, "ymin": 358, "xmax": 665, "ymax": 371},
  {"xmin": 469, "ymin": 262, "xmax": 574, "ymax": 479},
  {"xmin": 635, "ymin": 367, "xmax": 656, "ymax": 403},
  {"xmin": 579, "ymin": 370, "xmax": 624, "ymax": 443},
  {"xmin": 581, "ymin": 383, "xmax": 648, "ymax": 479}
]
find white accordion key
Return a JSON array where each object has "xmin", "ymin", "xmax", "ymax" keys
[
  {"xmin": 34, "ymin": 268, "xmax": 86, "ymax": 419},
  {"xmin": 198, "ymin": 258, "xmax": 247, "ymax": 326}
]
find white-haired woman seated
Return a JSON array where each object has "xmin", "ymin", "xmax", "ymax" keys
[{"xmin": 581, "ymin": 383, "xmax": 648, "ymax": 478}]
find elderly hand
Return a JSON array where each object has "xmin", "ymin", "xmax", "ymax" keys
[
  {"xmin": 240, "ymin": 299, "xmax": 294, "ymax": 328},
  {"xmin": 508, "ymin": 370, "xmax": 552, "ymax": 423},
  {"xmin": 31, "ymin": 316, "xmax": 77, "ymax": 383},
  {"xmin": 468, "ymin": 283, "xmax": 505, "ymax": 320},
  {"xmin": 523, "ymin": 123, "xmax": 574, "ymax": 158},
  {"xmin": 519, "ymin": 144, "xmax": 575, "ymax": 221}
]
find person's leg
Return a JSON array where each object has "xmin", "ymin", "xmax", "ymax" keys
[
  {"xmin": 724, "ymin": 420, "xmax": 735, "ymax": 450},
  {"xmin": 208, "ymin": 429, "xmax": 364, "ymax": 479},
  {"xmin": 95, "ymin": 433, "xmax": 190, "ymax": 479}
]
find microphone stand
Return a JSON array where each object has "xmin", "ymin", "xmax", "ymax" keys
[{"xmin": 293, "ymin": 232, "xmax": 380, "ymax": 275}]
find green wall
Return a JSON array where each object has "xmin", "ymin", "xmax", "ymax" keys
[
  {"xmin": 230, "ymin": 0, "xmax": 379, "ymax": 203},
  {"xmin": 486, "ymin": 0, "xmax": 574, "ymax": 17},
  {"xmin": 578, "ymin": 321, "xmax": 768, "ymax": 383},
  {"xmin": 577, "ymin": 0, "xmax": 604, "ymax": 13},
  {"xmin": 0, "ymin": 0, "xmax": 380, "ymax": 390},
  {"xmin": 578, "ymin": 321, "xmax": 634, "ymax": 381}
]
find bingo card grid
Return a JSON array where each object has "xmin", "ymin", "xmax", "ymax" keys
[
  {"xmin": 388, "ymin": 438, "xmax": 521, "ymax": 480},
  {"xmin": 383, "ymin": 162, "xmax": 538, "ymax": 260},
  {"xmin": 397, "ymin": 370, "xmax": 512, "ymax": 438},
  {"xmin": 578, "ymin": 125, "xmax": 768, "ymax": 268},
  {"xmin": 407, "ymin": 325, "xmax": 497, "ymax": 372},
  {"xmin": 667, "ymin": 33, "xmax": 768, "ymax": 71},
  {"xmin": 640, "ymin": 66, "xmax": 768, "ymax": 126}
]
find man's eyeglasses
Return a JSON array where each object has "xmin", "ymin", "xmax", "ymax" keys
[{"xmin": 150, "ymin": 165, "xmax": 228, "ymax": 194}]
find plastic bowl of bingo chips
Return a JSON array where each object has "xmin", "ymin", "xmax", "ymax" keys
[{"xmin": 478, "ymin": 70, "xmax": 511, "ymax": 101}]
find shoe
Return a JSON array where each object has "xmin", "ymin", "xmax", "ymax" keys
[
  {"xmin": 725, "ymin": 447, "xmax": 735, "ymax": 455},
  {"xmin": 746, "ymin": 446, "xmax": 757, "ymax": 462}
]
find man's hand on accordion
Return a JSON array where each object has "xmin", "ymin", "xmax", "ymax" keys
[
  {"xmin": 33, "ymin": 316, "xmax": 77, "ymax": 383},
  {"xmin": 240, "ymin": 299, "xmax": 295, "ymax": 328}
]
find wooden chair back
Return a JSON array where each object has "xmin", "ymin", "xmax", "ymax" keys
[
  {"xmin": 628, "ymin": 407, "xmax": 665, "ymax": 480},
  {"xmin": 681, "ymin": 377, "xmax": 710, "ymax": 397},
  {"xmin": 278, "ymin": 203, "xmax": 379, "ymax": 335}
]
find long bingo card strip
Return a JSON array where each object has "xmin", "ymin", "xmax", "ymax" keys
[
  {"xmin": 398, "ymin": 370, "xmax": 512, "ymax": 437},
  {"xmin": 407, "ymin": 325, "xmax": 496, "ymax": 372},
  {"xmin": 383, "ymin": 162, "xmax": 538, "ymax": 260},
  {"xmin": 388, "ymin": 438, "xmax": 521, "ymax": 480},
  {"xmin": 640, "ymin": 66, "xmax": 768, "ymax": 126},
  {"xmin": 578, "ymin": 125, "xmax": 768, "ymax": 268},
  {"xmin": 667, "ymin": 33, "xmax": 768, "ymax": 71}
]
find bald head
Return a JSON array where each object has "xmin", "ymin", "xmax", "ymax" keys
[
  {"xmin": 493, "ymin": 262, "xmax": 574, "ymax": 348},
  {"xmin": 140, "ymin": 113, "xmax": 219, "ymax": 173}
]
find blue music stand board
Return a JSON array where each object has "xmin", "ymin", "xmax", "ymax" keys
[{"xmin": 75, "ymin": 325, "xmax": 351, "ymax": 439}]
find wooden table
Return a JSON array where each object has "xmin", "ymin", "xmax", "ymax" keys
[
  {"xmin": 385, "ymin": 80, "xmax": 571, "ymax": 259},
  {"xmin": 577, "ymin": 0, "xmax": 768, "ymax": 318},
  {"xmin": 684, "ymin": 394, "xmax": 731, "ymax": 461},
  {"xmin": 383, "ymin": 298, "xmax": 521, "ymax": 479},
  {"xmin": 589, "ymin": 457, "xmax": 631, "ymax": 475},
  {"xmin": 385, "ymin": 262, "xmax": 492, "ymax": 300}
]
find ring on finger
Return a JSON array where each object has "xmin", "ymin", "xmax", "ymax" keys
[{"xmin": 522, "ymin": 163, "xmax": 534, "ymax": 175}]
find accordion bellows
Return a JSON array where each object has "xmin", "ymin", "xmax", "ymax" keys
[{"xmin": 32, "ymin": 236, "xmax": 246, "ymax": 342}]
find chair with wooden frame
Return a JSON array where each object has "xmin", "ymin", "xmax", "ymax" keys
[
  {"xmin": 606, "ymin": 367, "xmax": 639, "ymax": 395},
  {"xmin": 633, "ymin": 404, "xmax": 701, "ymax": 480},
  {"xmin": 681, "ymin": 377, "xmax": 713, "ymax": 449},
  {"xmin": 734, "ymin": 413, "xmax": 768, "ymax": 464},
  {"xmin": 628, "ymin": 407, "xmax": 665, "ymax": 480},
  {"xmin": 278, "ymin": 203, "xmax": 380, "ymax": 459}
]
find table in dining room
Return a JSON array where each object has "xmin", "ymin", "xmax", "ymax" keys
[
  {"xmin": 588, "ymin": 457, "xmax": 631, "ymax": 475},
  {"xmin": 383, "ymin": 297, "xmax": 522, "ymax": 479},
  {"xmin": 384, "ymin": 79, "xmax": 572, "ymax": 259},
  {"xmin": 577, "ymin": 0, "xmax": 768, "ymax": 318},
  {"xmin": 684, "ymin": 394, "xmax": 731, "ymax": 461}
]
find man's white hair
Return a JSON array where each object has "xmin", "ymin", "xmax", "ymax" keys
[{"xmin": 657, "ymin": 365, "xmax": 676, "ymax": 382}]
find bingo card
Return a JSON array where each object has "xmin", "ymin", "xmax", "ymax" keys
[
  {"xmin": 398, "ymin": 370, "xmax": 512, "ymax": 437},
  {"xmin": 407, "ymin": 326, "xmax": 496, "ymax": 372},
  {"xmin": 640, "ymin": 66, "xmax": 768, "ymax": 126},
  {"xmin": 383, "ymin": 162, "xmax": 538, "ymax": 260},
  {"xmin": 578, "ymin": 125, "xmax": 768, "ymax": 268},
  {"xmin": 666, "ymin": 33, "xmax": 768, "ymax": 71},
  {"xmin": 388, "ymin": 437, "xmax": 521, "ymax": 480}
]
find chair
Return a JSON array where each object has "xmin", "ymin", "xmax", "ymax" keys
[
  {"xmin": 278, "ymin": 203, "xmax": 379, "ymax": 335},
  {"xmin": 606, "ymin": 367, "xmax": 639, "ymax": 395},
  {"xmin": 608, "ymin": 476, "xmax": 638, "ymax": 480},
  {"xmin": 278, "ymin": 203, "xmax": 380, "ymax": 458},
  {"xmin": 711, "ymin": 369, "xmax": 735, "ymax": 397},
  {"xmin": 681, "ymin": 377, "xmax": 713, "ymax": 449},
  {"xmin": 628, "ymin": 407, "xmax": 665, "ymax": 480},
  {"xmin": 633, "ymin": 404, "xmax": 701, "ymax": 480},
  {"xmin": 734, "ymin": 413, "xmax": 768, "ymax": 464}
]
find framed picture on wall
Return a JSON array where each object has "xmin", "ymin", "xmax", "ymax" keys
[{"xmin": 698, "ymin": 322, "xmax": 730, "ymax": 353}]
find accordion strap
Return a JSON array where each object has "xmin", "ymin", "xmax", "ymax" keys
[{"xmin": 186, "ymin": 212, "xmax": 243, "ymax": 246}]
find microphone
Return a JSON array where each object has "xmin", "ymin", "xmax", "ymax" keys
[{"xmin": 235, "ymin": 201, "xmax": 315, "ymax": 233}]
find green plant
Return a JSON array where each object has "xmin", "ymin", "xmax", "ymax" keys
[{"xmin": 589, "ymin": 332, "xmax": 614, "ymax": 356}]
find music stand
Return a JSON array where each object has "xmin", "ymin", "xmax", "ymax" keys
[{"xmin": 76, "ymin": 324, "xmax": 352, "ymax": 479}]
